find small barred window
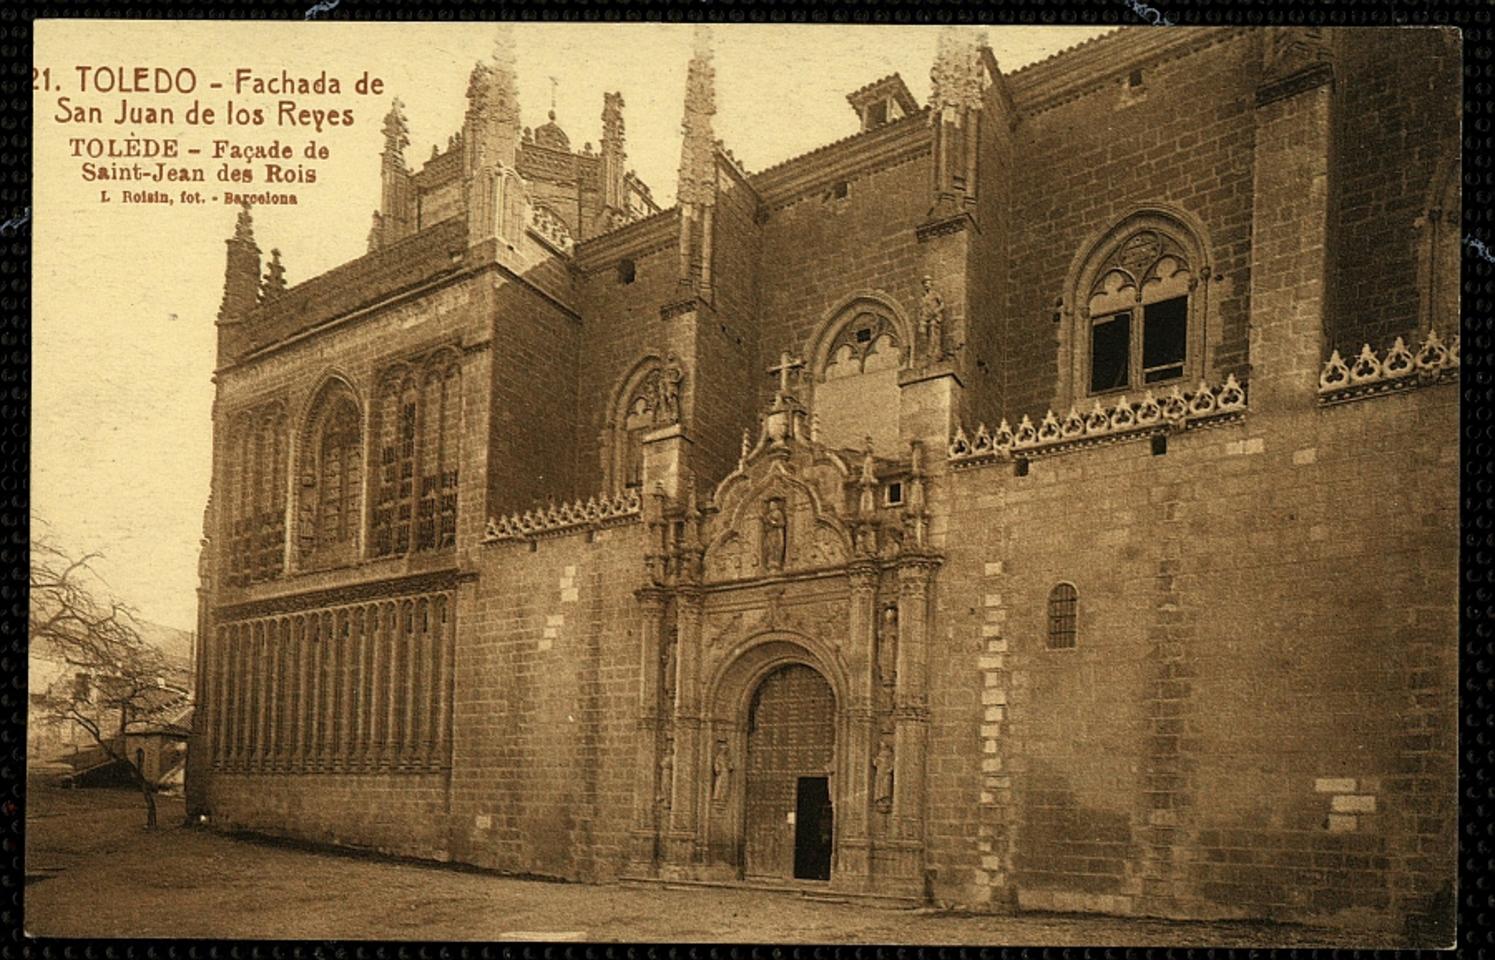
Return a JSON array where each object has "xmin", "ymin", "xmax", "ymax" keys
[{"xmin": 1046, "ymin": 583, "xmax": 1078, "ymax": 649}]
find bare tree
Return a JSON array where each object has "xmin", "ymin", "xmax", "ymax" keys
[{"xmin": 30, "ymin": 533, "xmax": 173, "ymax": 829}]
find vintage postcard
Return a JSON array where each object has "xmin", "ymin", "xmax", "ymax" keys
[{"xmin": 26, "ymin": 18, "xmax": 1460, "ymax": 947}]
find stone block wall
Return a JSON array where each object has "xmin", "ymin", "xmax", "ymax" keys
[
  {"xmin": 1002, "ymin": 32, "xmax": 1258, "ymax": 418},
  {"xmin": 448, "ymin": 523, "xmax": 647, "ymax": 881},
  {"xmin": 932, "ymin": 380, "xmax": 1458, "ymax": 928}
]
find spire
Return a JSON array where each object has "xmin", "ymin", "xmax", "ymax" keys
[
  {"xmin": 929, "ymin": 26, "xmax": 987, "ymax": 125},
  {"xmin": 260, "ymin": 248, "xmax": 287, "ymax": 301},
  {"xmin": 381, "ymin": 97, "xmax": 410, "ymax": 171},
  {"xmin": 600, "ymin": 91, "xmax": 628, "ymax": 220},
  {"xmin": 218, "ymin": 201, "xmax": 261, "ymax": 323},
  {"xmin": 464, "ymin": 24, "xmax": 526, "ymax": 246},
  {"xmin": 676, "ymin": 24, "xmax": 717, "ymax": 209}
]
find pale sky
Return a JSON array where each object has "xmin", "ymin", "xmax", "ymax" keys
[{"xmin": 32, "ymin": 21, "xmax": 1114, "ymax": 630}]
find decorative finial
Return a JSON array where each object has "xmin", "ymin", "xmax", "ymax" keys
[
  {"xmin": 260, "ymin": 248, "xmax": 287, "ymax": 301},
  {"xmin": 234, "ymin": 200, "xmax": 254, "ymax": 242}
]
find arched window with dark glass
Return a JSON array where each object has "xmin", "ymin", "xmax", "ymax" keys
[
  {"xmin": 1046, "ymin": 582, "xmax": 1078, "ymax": 650},
  {"xmin": 371, "ymin": 349, "xmax": 460, "ymax": 558},
  {"xmin": 299, "ymin": 387, "xmax": 362, "ymax": 567}
]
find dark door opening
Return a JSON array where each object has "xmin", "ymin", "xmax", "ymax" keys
[{"xmin": 793, "ymin": 776, "xmax": 833, "ymax": 881}]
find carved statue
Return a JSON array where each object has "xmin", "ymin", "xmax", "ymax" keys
[
  {"xmin": 712, "ymin": 741, "xmax": 733, "ymax": 802},
  {"xmin": 878, "ymin": 604, "xmax": 898, "ymax": 683},
  {"xmin": 761, "ymin": 499, "xmax": 788, "ymax": 572},
  {"xmin": 658, "ymin": 741, "xmax": 674, "ymax": 808},
  {"xmin": 662, "ymin": 631, "xmax": 678, "ymax": 703},
  {"xmin": 855, "ymin": 523, "xmax": 877, "ymax": 557},
  {"xmin": 920, "ymin": 276, "xmax": 945, "ymax": 362},
  {"xmin": 873, "ymin": 738, "xmax": 895, "ymax": 806},
  {"xmin": 656, "ymin": 358, "xmax": 684, "ymax": 425}
]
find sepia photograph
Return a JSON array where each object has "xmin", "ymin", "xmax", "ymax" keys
[{"xmin": 25, "ymin": 17, "xmax": 1461, "ymax": 947}]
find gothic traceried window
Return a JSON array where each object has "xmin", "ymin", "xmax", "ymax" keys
[
  {"xmin": 225, "ymin": 401, "xmax": 288, "ymax": 586},
  {"xmin": 606, "ymin": 355, "xmax": 684, "ymax": 495},
  {"xmin": 1064, "ymin": 211, "xmax": 1211, "ymax": 405},
  {"xmin": 371, "ymin": 349, "xmax": 460, "ymax": 558},
  {"xmin": 298, "ymin": 383, "xmax": 362, "ymax": 568},
  {"xmin": 808, "ymin": 297, "xmax": 909, "ymax": 455},
  {"xmin": 1046, "ymin": 582, "xmax": 1078, "ymax": 650}
]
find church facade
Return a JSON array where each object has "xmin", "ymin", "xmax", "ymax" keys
[{"xmin": 189, "ymin": 25, "xmax": 1461, "ymax": 933}]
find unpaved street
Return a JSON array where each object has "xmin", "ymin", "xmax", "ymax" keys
[{"xmin": 23, "ymin": 781, "xmax": 1404, "ymax": 946}]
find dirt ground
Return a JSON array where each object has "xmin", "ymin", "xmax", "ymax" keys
[{"xmin": 22, "ymin": 778, "xmax": 1407, "ymax": 946}]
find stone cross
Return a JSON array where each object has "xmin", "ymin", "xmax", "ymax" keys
[{"xmin": 768, "ymin": 351, "xmax": 805, "ymax": 396}]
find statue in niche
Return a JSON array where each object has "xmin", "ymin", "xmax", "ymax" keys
[
  {"xmin": 873, "ymin": 738, "xmax": 895, "ymax": 808},
  {"xmin": 919, "ymin": 276, "xmax": 946, "ymax": 363},
  {"xmin": 712, "ymin": 741, "xmax": 733, "ymax": 802},
  {"xmin": 878, "ymin": 604, "xmax": 898, "ymax": 684},
  {"xmin": 658, "ymin": 740, "xmax": 675, "ymax": 808},
  {"xmin": 656, "ymin": 357, "xmax": 684, "ymax": 425},
  {"xmin": 761, "ymin": 498, "xmax": 788, "ymax": 573},
  {"xmin": 661, "ymin": 630, "xmax": 678, "ymax": 703},
  {"xmin": 855, "ymin": 523, "xmax": 877, "ymax": 558}
]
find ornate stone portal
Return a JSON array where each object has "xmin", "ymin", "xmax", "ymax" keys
[{"xmin": 625, "ymin": 371, "xmax": 940, "ymax": 899}]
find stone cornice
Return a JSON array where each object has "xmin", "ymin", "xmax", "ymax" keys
[
  {"xmin": 1008, "ymin": 27, "xmax": 1248, "ymax": 119},
  {"xmin": 750, "ymin": 112, "xmax": 932, "ymax": 211},
  {"xmin": 215, "ymin": 566, "xmax": 470, "ymax": 622},
  {"xmin": 574, "ymin": 206, "xmax": 680, "ymax": 271}
]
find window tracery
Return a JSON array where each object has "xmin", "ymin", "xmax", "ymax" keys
[
  {"xmin": 1062, "ymin": 211, "xmax": 1211, "ymax": 407},
  {"xmin": 807, "ymin": 295, "xmax": 910, "ymax": 454},
  {"xmin": 298, "ymin": 382, "xmax": 363, "ymax": 568},
  {"xmin": 371, "ymin": 349, "xmax": 461, "ymax": 558},
  {"xmin": 225, "ymin": 401, "xmax": 288, "ymax": 586}
]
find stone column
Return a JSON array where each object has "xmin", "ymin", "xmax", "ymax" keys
[
  {"xmin": 836, "ymin": 561, "xmax": 880, "ymax": 889},
  {"xmin": 890, "ymin": 556, "xmax": 939, "ymax": 895},
  {"xmin": 627, "ymin": 587, "xmax": 668, "ymax": 875},
  {"xmin": 401, "ymin": 601, "xmax": 418, "ymax": 767},
  {"xmin": 433, "ymin": 594, "xmax": 455, "ymax": 768},
  {"xmin": 263, "ymin": 620, "xmax": 280, "ymax": 768},
  {"xmin": 664, "ymin": 587, "xmax": 705, "ymax": 874},
  {"xmin": 212, "ymin": 626, "xmax": 229, "ymax": 766},
  {"xmin": 366, "ymin": 603, "xmax": 385, "ymax": 767},
  {"xmin": 340, "ymin": 608, "xmax": 358, "ymax": 768},
  {"xmin": 320, "ymin": 612, "xmax": 337, "ymax": 771},
  {"xmin": 385, "ymin": 602, "xmax": 402, "ymax": 766},
  {"xmin": 293, "ymin": 615, "xmax": 310, "ymax": 771}
]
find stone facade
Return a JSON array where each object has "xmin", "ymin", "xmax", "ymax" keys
[{"xmin": 189, "ymin": 25, "xmax": 1460, "ymax": 934}]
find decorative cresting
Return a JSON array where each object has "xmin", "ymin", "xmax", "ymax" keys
[
  {"xmin": 483, "ymin": 487, "xmax": 642, "ymax": 543},
  {"xmin": 948, "ymin": 374, "xmax": 1248, "ymax": 468},
  {"xmin": 528, "ymin": 203, "xmax": 575, "ymax": 253},
  {"xmin": 1317, "ymin": 328, "xmax": 1461, "ymax": 405}
]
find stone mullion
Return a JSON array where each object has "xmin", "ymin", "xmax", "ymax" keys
[
  {"xmin": 420, "ymin": 597, "xmax": 439, "ymax": 767},
  {"xmin": 237, "ymin": 624, "xmax": 252, "ymax": 768},
  {"xmin": 269, "ymin": 618, "xmax": 286, "ymax": 767},
  {"xmin": 348, "ymin": 606, "xmax": 366, "ymax": 768},
  {"xmin": 296, "ymin": 616, "xmax": 313, "ymax": 765},
  {"xmin": 247, "ymin": 622, "xmax": 263, "ymax": 767},
  {"xmin": 212, "ymin": 626, "xmax": 230, "ymax": 766},
  {"xmin": 665, "ymin": 589, "xmax": 705, "ymax": 869},
  {"xmin": 384, "ymin": 602, "xmax": 401, "ymax": 767},
  {"xmin": 260, "ymin": 619, "xmax": 279, "ymax": 768},
  {"xmin": 319, "ymin": 611, "xmax": 336, "ymax": 770},
  {"xmin": 401, "ymin": 601, "xmax": 418, "ymax": 767},
  {"xmin": 432, "ymin": 593, "xmax": 454, "ymax": 768},
  {"xmin": 223, "ymin": 626, "xmax": 239, "ymax": 767},
  {"xmin": 337, "ymin": 608, "xmax": 356, "ymax": 769},
  {"xmin": 367, "ymin": 603, "xmax": 386, "ymax": 767},
  {"xmin": 306, "ymin": 613, "xmax": 324, "ymax": 769}
]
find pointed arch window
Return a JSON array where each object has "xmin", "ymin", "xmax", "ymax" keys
[
  {"xmin": 1415, "ymin": 159, "xmax": 1460, "ymax": 337},
  {"xmin": 225, "ymin": 401, "xmax": 287, "ymax": 586},
  {"xmin": 806, "ymin": 296, "xmax": 910, "ymax": 455},
  {"xmin": 298, "ymin": 385, "xmax": 362, "ymax": 568},
  {"xmin": 1064, "ymin": 212, "xmax": 1211, "ymax": 404},
  {"xmin": 605, "ymin": 355, "xmax": 684, "ymax": 496},
  {"xmin": 371, "ymin": 349, "xmax": 461, "ymax": 558}
]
